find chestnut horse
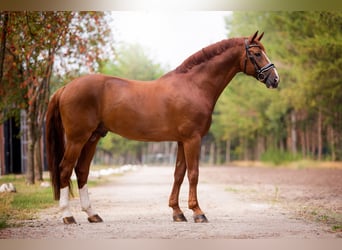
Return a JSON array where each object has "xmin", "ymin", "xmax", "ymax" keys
[{"xmin": 46, "ymin": 31, "xmax": 279, "ymax": 224}]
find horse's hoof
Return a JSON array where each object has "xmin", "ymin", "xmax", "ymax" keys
[
  {"xmin": 193, "ymin": 214, "xmax": 209, "ymax": 223},
  {"xmin": 173, "ymin": 213, "xmax": 187, "ymax": 222},
  {"xmin": 88, "ymin": 214, "xmax": 103, "ymax": 223},
  {"xmin": 63, "ymin": 216, "xmax": 77, "ymax": 224}
]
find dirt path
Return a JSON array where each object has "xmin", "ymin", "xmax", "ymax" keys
[{"xmin": 0, "ymin": 166, "xmax": 341, "ymax": 239}]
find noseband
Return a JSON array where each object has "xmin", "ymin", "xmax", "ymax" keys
[{"xmin": 243, "ymin": 39, "xmax": 275, "ymax": 82}]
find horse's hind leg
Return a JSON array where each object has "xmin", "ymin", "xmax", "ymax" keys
[
  {"xmin": 75, "ymin": 134, "xmax": 103, "ymax": 223},
  {"xmin": 169, "ymin": 142, "xmax": 188, "ymax": 222},
  {"xmin": 59, "ymin": 141, "xmax": 86, "ymax": 224}
]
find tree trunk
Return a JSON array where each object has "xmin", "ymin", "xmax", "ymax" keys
[
  {"xmin": 34, "ymin": 139, "xmax": 43, "ymax": 181},
  {"xmin": 290, "ymin": 110, "xmax": 297, "ymax": 155},
  {"xmin": 225, "ymin": 140, "xmax": 231, "ymax": 163},
  {"xmin": 0, "ymin": 12, "xmax": 9, "ymax": 83},
  {"xmin": 164, "ymin": 142, "xmax": 170, "ymax": 165},
  {"xmin": 169, "ymin": 142, "xmax": 177, "ymax": 165},
  {"xmin": 209, "ymin": 142, "xmax": 215, "ymax": 165},
  {"xmin": 243, "ymin": 138, "xmax": 249, "ymax": 161},
  {"xmin": 200, "ymin": 144, "xmax": 206, "ymax": 163},
  {"xmin": 215, "ymin": 141, "xmax": 221, "ymax": 164},
  {"xmin": 279, "ymin": 137, "xmax": 285, "ymax": 152},
  {"xmin": 317, "ymin": 109, "xmax": 322, "ymax": 160},
  {"xmin": 300, "ymin": 128, "xmax": 306, "ymax": 157},
  {"xmin": 328, "ymin": 125, "xmax": 336, "ymax": 161},
  {"xmin": 26, "ymin": 120, "xmax": 35, "ymax": 184},
  {"xmin": 256, "ymin": 134, "xmax": 265, "ymax": 160},
  {"xmin": 305, "ymin": 127, "xmax": 311, "ymax": 158}
]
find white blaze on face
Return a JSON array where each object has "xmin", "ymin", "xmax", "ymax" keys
[
  {"xmin": 262, "ymin": 51, "xmax": 279, "ymax": 80},
  {"xmin": 262, "ymin": 51, "xmax": 271, "ymax": 64}
]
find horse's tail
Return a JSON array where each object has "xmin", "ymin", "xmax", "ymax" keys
[{"xmin": 46, "ymin": 88, "xmax": 66, "ymax": 200}]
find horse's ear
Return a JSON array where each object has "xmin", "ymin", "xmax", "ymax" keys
[
  {"xmin": 251, "ymin": 31, "xmax": 259, "ymax": 43},
  {"xmin": 257, "ymin": 32, "xmax": 264, "ymax": 41}
]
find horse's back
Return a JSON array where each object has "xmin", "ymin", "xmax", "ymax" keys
[{"xmin": 60, "ymin": 74, "xmax": 133, "ymax": 108}]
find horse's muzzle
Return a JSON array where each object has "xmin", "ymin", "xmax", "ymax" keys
[
  {"xmin": 265, "ymin": 74, "xmax": 279, "ymax": 88},
  {"xmin": 261, "ymin": 68, "xmax": 279, "ymax": 89}
]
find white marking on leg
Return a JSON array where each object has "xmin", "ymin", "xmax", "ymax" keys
[
  {"xmin": 79, "ymin": 184, "xmax": 96, "ymax": 217},
  {"xmin": 59, "ymin": 187, "xmax": 73, "ymax": 218}
]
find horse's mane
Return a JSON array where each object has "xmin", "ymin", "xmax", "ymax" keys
[{"xmin": 175, "ymin": 38, "xmax": 241, "ymax": 73}]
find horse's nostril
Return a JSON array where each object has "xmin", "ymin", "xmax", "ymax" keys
[{"xmin": 274, "ymin": 76, "xmax": 279, "ymax": 83}]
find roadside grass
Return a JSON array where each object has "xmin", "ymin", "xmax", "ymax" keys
[
  {"xmin": 232, "ymin": 159, "xmax": 342, "ymax": 170},
  {"xmin": 224, "ymin": 183, "xmax": 342, "ymax": 233},
  {"xmin": 0, "ymin": 168, "xmax": 113, "ymax": 229},
  {"xmin": 260, "ymin": 149, "xmax": 302, "ymax": 166},
  {"xmin": 0, "ymin": 175, "xmax": 56, "ymax": 229},
  {"xmin": 227, "ymin": 159, "xmax": 342, "ymax": 232},
  {"xmin": 224, "ymin": 186, "xmax": 240, "ymax": 193},
  {"xmin": 295, "ymin": 206, "xmax": 342, "ymax": 233}
]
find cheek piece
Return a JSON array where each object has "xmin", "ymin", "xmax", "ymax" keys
[{"xmin": 243, "ymin": 39, "xmax": 275, "ymax": 85}]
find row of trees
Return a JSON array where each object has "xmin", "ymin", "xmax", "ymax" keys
[
  {"xmin": 210, "ymin": 11, "xmax": 342, "ymax": 162},
  {"xmin": 1, "ymin": 12, "xmax": 341, "ymax": 182},
  {"xmin": 95, "ymin": 11, "xmax": 342, "ymax": 165},
  {"xmin": 0, "ymin": 11, "xmax": 114, "ymax": 183},
  {"xmin": 65, "ymin": 11, "xmax": 342, "ymax": 166}
]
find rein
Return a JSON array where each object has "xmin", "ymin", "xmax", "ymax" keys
[{"xmin": 243, "ymin": 39, "xmax": 275, "ymax": 82}]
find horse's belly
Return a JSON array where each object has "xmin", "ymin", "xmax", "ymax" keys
[
  {"xmin": 103, "ymin": 109, "xmax": 178, "ymax": 141},
  {"xmin": 109, "ymin": 121, "xmax": 176, "ymax": 141}
]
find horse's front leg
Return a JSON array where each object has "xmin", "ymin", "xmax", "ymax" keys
[
  {"xmin": 183, "ymin": 136, "xmax": 208, "ymax": 223},
  {"xmin": 169, "ymin": 142, "xmax": 187, "ymax": 222}
]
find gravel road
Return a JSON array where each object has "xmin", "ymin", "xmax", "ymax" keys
[{"xmin": 1, "ymin": 165, "xmax": 341, "ymax": 239}]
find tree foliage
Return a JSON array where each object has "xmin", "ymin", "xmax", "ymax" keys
[
  {"xmin": 211, "ymin": 11, "xmax": 342, "ymax": 162},
  {"xmin": 0, "ymin": 11, "xmax": 114, "ymax": 182}
]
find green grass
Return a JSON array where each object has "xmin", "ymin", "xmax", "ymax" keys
[
  {"xmin": 260, "ymin": 148, "xmax": 302, "ymax": 166},
  {"xmin": 332, "ymin": 225, "xmax": 342, "ymax": 232},
  {"xmin": 295, "ymin": 206, "xmax": 342, "ymax": 233},
  {"xmin": 0, "ymin": 175, "xmax": 56, "ymax": 229},
  {"xmin": 224, "ymin": 186, "xmax": 240, "ymax": 193},
  {"xmin": 0, "ymin": 170, "xmax": 115, "ymax": 229}
]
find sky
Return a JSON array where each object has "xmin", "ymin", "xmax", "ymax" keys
[{"xmin": 111, "ymin": 11, "xmax": 231, "ymax": 70}]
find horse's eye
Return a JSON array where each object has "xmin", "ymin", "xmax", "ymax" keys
[{"xmin": 255, "ymin": 52, "xmax": 262, "ymax": 57}]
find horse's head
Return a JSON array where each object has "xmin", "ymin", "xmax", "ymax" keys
[{"xmin": 242, "ymin": 31, "xmax": 279, "ymax": 88}]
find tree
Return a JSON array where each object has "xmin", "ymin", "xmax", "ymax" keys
[
  {"xmin": 212, "ymin": 11, "xmax": 342, "ymax": 162},
  {"xmin": 0, "ymin": 12, "xmax": 8, "ymax": 84},
  {"xmin": 262, "ymin": 11, "xmax": 342, "ymax": 160},
  {"xmin": 100, "ymin": 43, "xmax": 165, "ymax": 79},
  {"xmin": 0, "ymin": 11, "xmax": 114, "ymax": 183}
]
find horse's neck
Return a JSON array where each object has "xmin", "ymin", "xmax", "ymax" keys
[{"xmin": 184, "ymin": 45, "xmax": 242, "ymax": 107}]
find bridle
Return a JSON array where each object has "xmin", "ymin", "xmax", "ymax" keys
[{"xmin": 243, "ymin": 39, "xmax": 275, "ymax": 82}]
